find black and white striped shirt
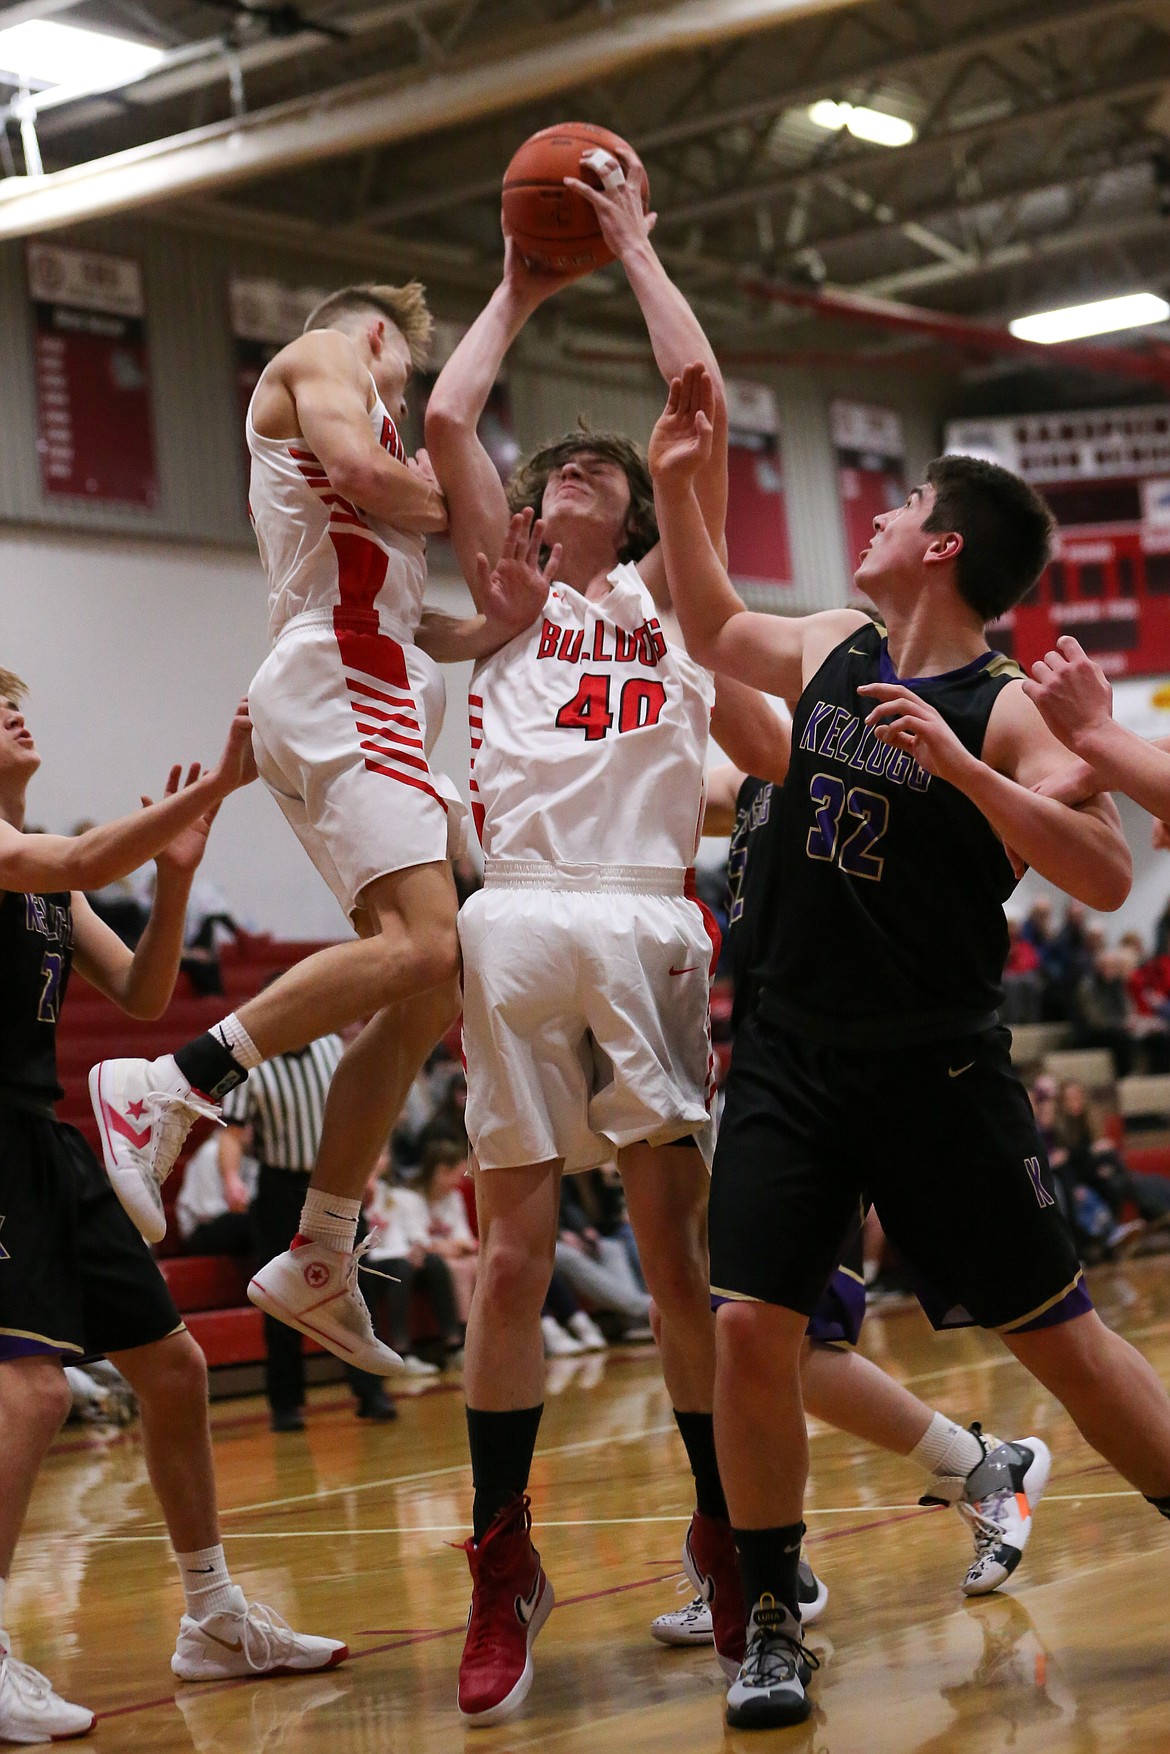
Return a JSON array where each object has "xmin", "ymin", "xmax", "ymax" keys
[{"xmin": 220, "ymin": 1035, "xmax": 344, "ymax": 1170}]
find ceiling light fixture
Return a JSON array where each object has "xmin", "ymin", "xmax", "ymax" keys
[
  {"xmin": 808, "ymin": 99, "xmax": 915, "ymax": 149},
  {"xmin": 1009, "ymin": 292, "xmax": 1170, "ymax": 343},
  {"xmin": 0, "ymin": 21, "xmax": 163, "ymax": 96}
]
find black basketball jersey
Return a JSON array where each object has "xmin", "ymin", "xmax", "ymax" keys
[
  {"xmin": 725, "ymin": 774, "xmax": 778, "ymax": 1035},
  {"xmin": 0, "ymin": 888, "xmax": 73, "ymax": 1111},
  {"xmin": 754, "ymin": 620, "xmax": 1022, "ymax": 1048}
]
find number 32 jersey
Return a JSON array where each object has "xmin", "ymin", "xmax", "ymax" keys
[
  {"xmin": 468, "ymin": 562, "xmax": 715, "ymax": 868},
  {"xmin": 754, "ymin": 619, "xmax": 1023, "ymax": 1048}
]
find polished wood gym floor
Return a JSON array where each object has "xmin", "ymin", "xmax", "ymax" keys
[{"xmin": 14, "ymin": 1256, "xmax": 1170, "ymax": 1752}]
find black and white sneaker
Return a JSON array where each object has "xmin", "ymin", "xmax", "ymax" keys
[
  {"xmin": 725, "ymin": 1597, "xmax": 818, "ymax": 1730},
  {"xmin": 651, "ymin": 1552, "xmax": 827, "ymax": 1648},
  {"xmin": 797, "ymin": 1555, "xmax": 828, "ymax": 1626},
  {"xmin": 921, "ymin": 1424, "xmax": 1052, "ymax": 1595}
]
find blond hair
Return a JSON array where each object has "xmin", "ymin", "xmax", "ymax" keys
[
  {"xmin": 303, "ymin": 282, "xmax": 434, "ymax": 370},
  {"xmin": 0, "ymin": 667, "xmax": 27, "ymax": 706}
]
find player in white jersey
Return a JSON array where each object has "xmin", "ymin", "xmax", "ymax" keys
[
  {"xmin": 424, "ymin": 163, "xmax": 786, "ymax": 1725},
  {"xmin": 89, "ymin": 283, "xmax": 551, "ymax": 1374}
]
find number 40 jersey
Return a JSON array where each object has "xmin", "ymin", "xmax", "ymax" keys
[{"xmin": 467, "ymin": 562, "xmax": 715, "ymax": 869}]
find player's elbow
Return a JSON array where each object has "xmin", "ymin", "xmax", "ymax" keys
[
  {"xmin": 423, "ymin": 396, "xmax": 474, "ymax": 455},
  {"xmin": 1083, "ymin": 845, "xmax": 1132, "ymax": 913}
]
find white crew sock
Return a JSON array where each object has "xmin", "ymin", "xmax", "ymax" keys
[
  {"xmin": 212, "ymin": 1013, "xmax": 264, "ymax": 1072},
  {"xmin": 176, "ymin": 1544, "xmax": 236, "ymax": 1618},
  {"xmin": 908, "ymin": 1412, "xmax": 985, "ymax": 1482},
  {"xmin": 298, "ymin": 1189, "xmax": 361, "ymax": 1254}
]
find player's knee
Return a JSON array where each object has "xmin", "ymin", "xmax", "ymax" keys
[
  {"xmin": 3, "ymin": 1357, "xmax": 73, "ymax": 1435},
  {"xmin": 642, "ymin": 1248, "xmax": 707, "ymax": 1320},
  {"xmin": 479, "ymin": 1236, "xmax": 551, "ymax": 1320},
  {"xmin": 716, "ymin": 1301, "xmax": 797, "ymax": 1377},
  {"xmin": 39, "ymin": 1363, "xmax": 75, "ymax": 1433},
  {"xmin": 136, "ymin": 1332, "xmax": 209, "ymax": 1415}
]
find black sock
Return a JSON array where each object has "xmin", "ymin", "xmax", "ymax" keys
[
  {"xmin": 1146, "ymin": 1493, "xmax": 1170, "ymax": 1521},
  {"xmin": 674, "ymin": 1409, "xmax": 728, "ymax": 1521},
  {"xmin": 174, "ymin": 1032, "xmax": 249, "ymax": 1101},
  {"xmin": 467, "ymin": 1405, "xmax": 544, "ymax": 1542},
  {"xmin": 733, "ymin": 1521, "xmax": 805, "ymax": 1621}
]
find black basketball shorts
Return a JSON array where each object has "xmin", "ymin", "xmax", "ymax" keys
[
  {"xmin": 0, "ymin": 1105, "xmax": 183, "ymax": 1362},
  {"xmin": 708, "ymin": 1015, "xmax": 1088, "ymax": 1333}
]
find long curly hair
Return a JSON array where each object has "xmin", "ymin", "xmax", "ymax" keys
[{"xmin": 507, "ymin": 425, "xmax": 659, "ymax": 564}]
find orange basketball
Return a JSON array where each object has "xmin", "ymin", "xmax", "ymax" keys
[{"xmin": 502, "ymin": 122, "xmax": 650, "ymax": 274}]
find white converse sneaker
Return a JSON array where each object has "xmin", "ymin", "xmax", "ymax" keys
[
  {"xmin": 0, "ymin": 1633, "xmax": 94, "ymax": 1743},
  {"xmin": 171, "ymin": 1587, "xmax": 348, "ymax": 1681},
  {"xmin": 248, "ymin": 1236, "xmax": 403, "ymax": 1375},
  {"xmin": 89, "ymin": 1056, "xmax": 221, "ymax": 1244},
  {"xmin": 724, "ymin": 1598, "xmax": 818, "ymax": 1729}
]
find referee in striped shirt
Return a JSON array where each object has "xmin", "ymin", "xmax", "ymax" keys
[{"xmin": 221, "ymin": 1034, "xmax": 394, "ymax": 1429}]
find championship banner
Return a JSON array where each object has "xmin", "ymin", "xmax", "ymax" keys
[
  {"xmin": 28, "ymin": 242, "xmax": 158, "ymax": 507},
  {"xmin": 725, "ymin": 379, "xmax": 794, "ymax": 603},
  {"xmin": 831, "ymin": 400, "xmax": 906, "ymax": 574}
]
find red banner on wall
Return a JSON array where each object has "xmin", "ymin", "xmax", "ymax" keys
[
  {"xmin": 831, "ymin": 400, "xmax": 906, "ymax": 576},
  {"xmin": 725, "ymin": 380, "xmax": 793, "ymax": 599},
  {"xmin": 28, "ymin": 243, "xmax": 158, "ymax": 507}
]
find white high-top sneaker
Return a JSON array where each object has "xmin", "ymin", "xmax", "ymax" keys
[
  {"xmin": 0, "ymin": 1632, "xmax": 94, "ymax": 1743},
  {"xmin": 248, "ymin": 1236, "xmax": 404, "ymax": 1375},
  {"xmin": 171, "ymin": 1587, "xmax": 347, "ymax": 1681},
  {"xmin": 89, "ymin": 1055, "xmax": 221, "ymax": 1244}
]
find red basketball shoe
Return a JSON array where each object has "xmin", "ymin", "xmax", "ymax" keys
[
  {"xmin": 682, "ymin": 1510, "xmax": 747, "ymax": 1679},
  {"xmin": 457, "ymin": 1496, "xmax": 554, "ymax": 1727}
]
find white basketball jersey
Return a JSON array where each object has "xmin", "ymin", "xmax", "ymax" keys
[
  {"xmin": 469, "ymin": 563, "xmax": 714, "ymax": 868},
  {"xmin": 246, "ymin": 378, "xmax": 427, "ymax": 644}
]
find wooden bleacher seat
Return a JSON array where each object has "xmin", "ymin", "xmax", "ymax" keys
[
  {"xmin": 1042, "ymin": 1047, "xmax": 1116, "ymax": 1091},
  {"xmin": 1007, "ymin": 1022, "xmax": 1070, "ymax": 1067},
  {"xmin": 1118, "ymin": 1075, "xmax": 1170, "ymax": 1127}
]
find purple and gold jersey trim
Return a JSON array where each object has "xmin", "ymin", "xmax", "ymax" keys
[{"xmin": 997, "ymin": 1271, "xmax": 1092, "ymax": 1335}]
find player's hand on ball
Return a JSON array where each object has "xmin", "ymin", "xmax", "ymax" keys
[
  {"xmin": 1021, "ymin": 635, "xmax": 1114, "ymax": 753},
  {"xmin": 564, "ymin": 152, "xmax": 655, "ymax": 260},
  {"xmin": 476, "ymin": 508, "xmax": 561, "ymax": 639},
  {"xmin": 859, "ymin": 683, "xmax": 974, "ymax": 786},
  {"xmin": 500, "ymin": 233, "xmax": 588, "ymax": 305},
  {"xmin": 648, "ymin": 366, "xmax": 715, "ymax": 492}
]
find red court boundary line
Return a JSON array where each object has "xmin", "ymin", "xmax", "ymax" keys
[{"xmin": 95, "ymin": 1503, "xmax": 934, "ymax": 1724}]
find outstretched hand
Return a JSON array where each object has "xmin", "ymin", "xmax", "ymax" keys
[
  {"xmin": 474, "ymin": 508, "xmax": 561, "ymax": 641},
  {"xmin": 500, "ymin": 233, "xmax": 592, "ymax": 306},
  {"xmin": 648, "ymin": 365, "xmax": 716, "ymax": 491},
  {"xmin": 212, "ymin": 699, "xmax": 259, "ymax": 797},
  {"xmin": 149, "ymin": 763, "xmax": 218, "ymax": 878}
]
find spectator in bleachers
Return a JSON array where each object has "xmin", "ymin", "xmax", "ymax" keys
[
  {"xmin": 415, "ymin": 1066, "xmax": 469, "ymax": 1157},
  {"xmin": 417, "ymin": 1140, "xmax": 478, "ymax": 1325},
  {"xmin": 1072, "ymin": 946, "xmax": 1141, "ymax": 1077},
  {"xmin": 1002, "ymin": 915, "xmax": 1044, "ymax": 1025},
  {"xmin": 555, "ymin": 1173, "xmax": 652, "ymax": 1339},
  {"xmin": 175, "ymin": 1130, "xmax": 257, "ymax": 1256},
  {"xmin": 1057, "ymin": 1081, "xmax": 1170, "ymax": 1234},
  {"xmin": 364, "ymin": 1152, "xmax": 465, "ymax": 1372}
]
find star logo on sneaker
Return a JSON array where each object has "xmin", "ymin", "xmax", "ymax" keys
[
  {"xmin": 303, "ymin": 1261, "xmax": 331, "ymax": 1289},
  {"xmin": 127, "ymin": 1098, "xmax": 147, "ymax": 1120},
  {"xmin": 515, "ymin": 1572, "xmax": 542, "ymax": 1626}
]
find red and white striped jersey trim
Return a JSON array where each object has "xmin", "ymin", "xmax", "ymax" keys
[
  {"xmin": 334, "ymin": 618, "xmax": 447, "ymax": 811},
  {"xmin": 468, "ymin": 692, "xmax": 484, "ymax": 841}
]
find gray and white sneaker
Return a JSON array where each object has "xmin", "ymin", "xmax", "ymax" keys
[
  {"xmin": 921, "ymin": 1423, "xmax": 1052, "ymax": 1595},
  {"xmin": 725, "ymin": 1597, "xmax": 818, "ymax": 1730},
  {"xmin": 651, "ymin": 1554, "xmax": 827, "ymax": 1647}
]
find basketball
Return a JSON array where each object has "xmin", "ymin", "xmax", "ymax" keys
[{"xmin": 502, "ymin": 122, "xmax": 650, "ymax": 273}]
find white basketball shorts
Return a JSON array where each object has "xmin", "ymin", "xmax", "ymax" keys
[
  {"xmin": 248, "ymin": 609, "xmax": 466, "ymax": 923},
  {"xmin": 459, "ymin": 863, "xmax": 721, "ymax": 1172}
]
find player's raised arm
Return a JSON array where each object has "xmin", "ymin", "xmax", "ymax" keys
[
  {"xmin": 1024, "ymin": 633, "xmax": 1170, "ymax": 819},
  {"xmin": 702, "ymin": 763, "xmax": 748, "ymax": 837},
  {"xmin": 0, "ymin": 705, "xmax": 255, "ymax": 896},
  {"xmin": 567, "ymin": 160, "xmax": 729, "ymax": 561},
  {"xmin": 649, "ymin": 366, "xmax": 867, "ymax": 698},
  {"xmin": 860, "ymin": 677, "xmax": 1132, "ymax": 912},
  {"xmin": 283, "ymin": 331, "xmax": 447, "ymax": 535},
  {"xmin": 425, "ymin": 240, "xmax": 572, "ymax": 597}
]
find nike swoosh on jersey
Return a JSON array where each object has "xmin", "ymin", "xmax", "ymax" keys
[
  {"xmin": 669, "ymin": 964, "xmax": 698, "ymax": 976},
  {"xmin": 948, "ymin": 1062, "xmax": 975, "ymax": 1078}
]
